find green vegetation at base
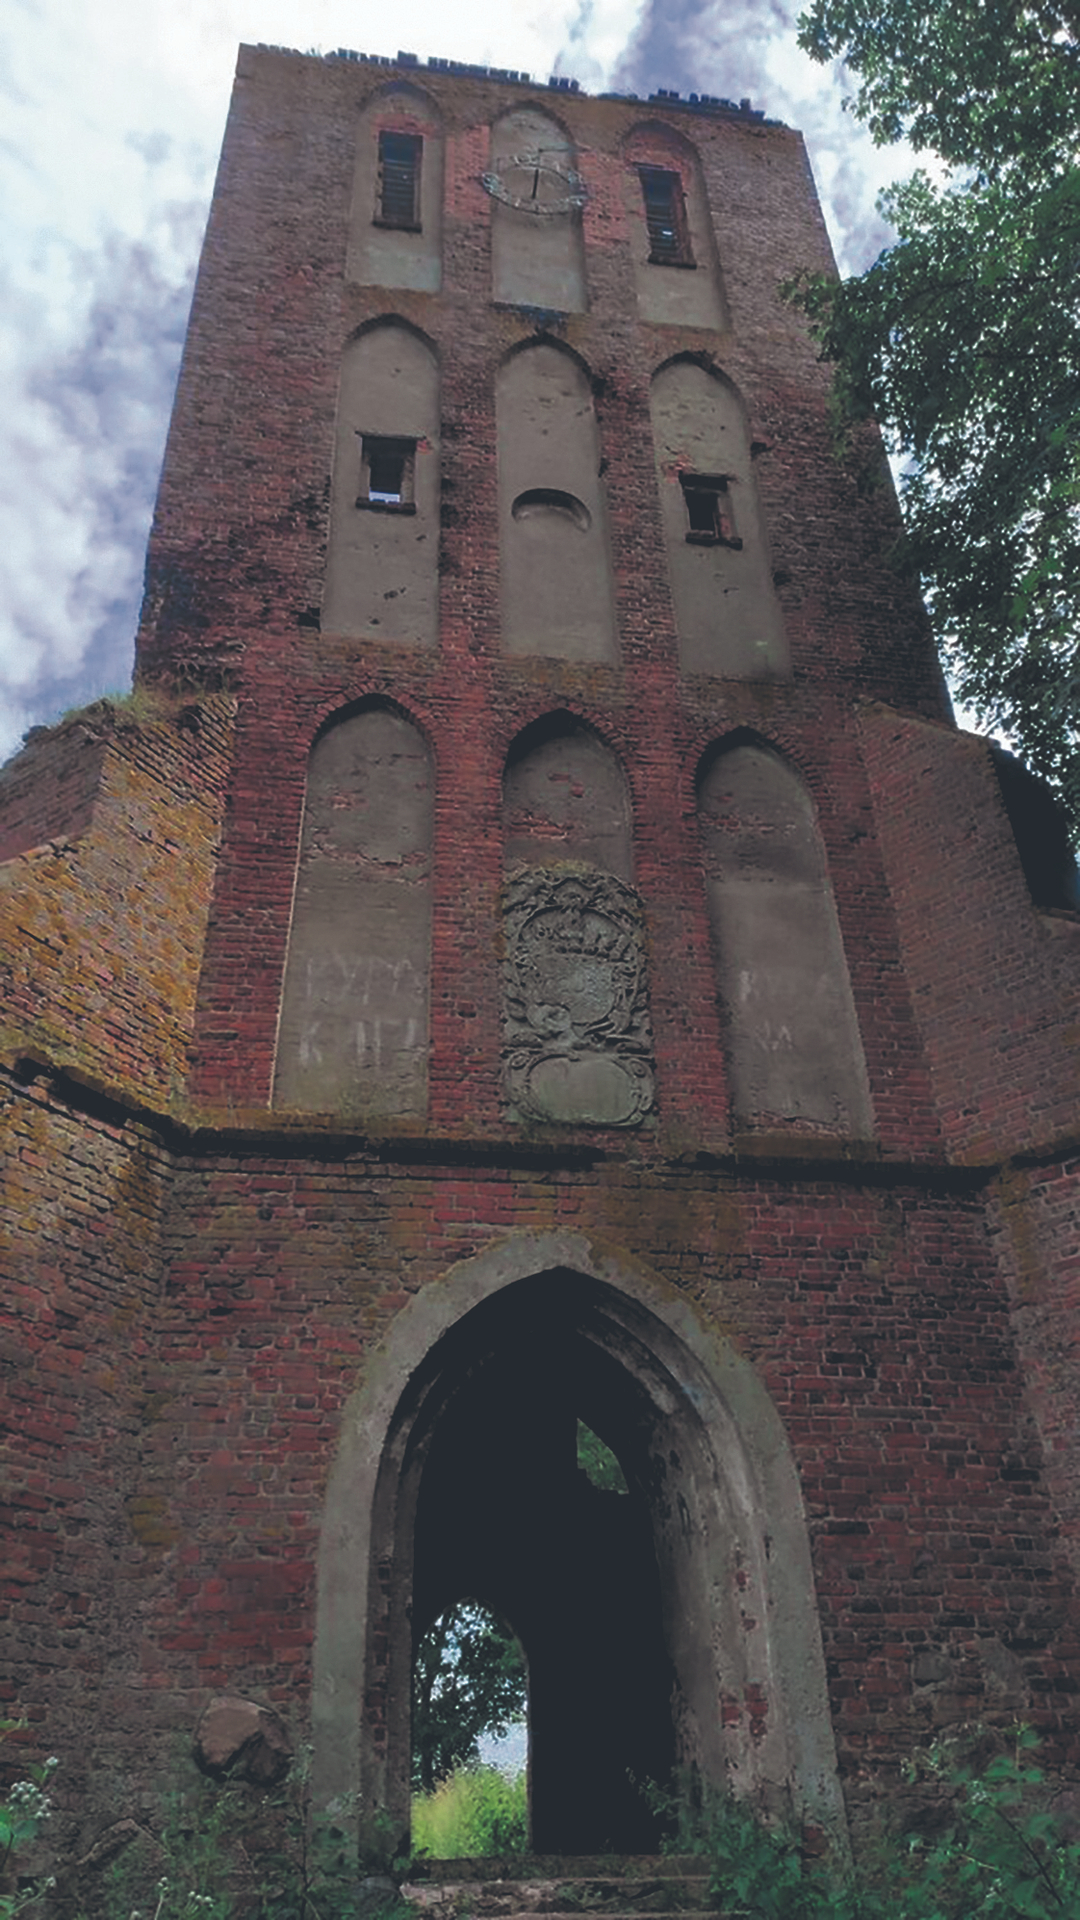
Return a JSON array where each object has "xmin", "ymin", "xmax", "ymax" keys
[
  {"xmin": 656, "ymin": 1724, "xmax": 1080, "ymax": 1919},
  {"xmin": 3, "ymin": 1724, "xmax": 1080, "ymax": 1915},
  {"xmin": 411, "ymin": 1767, "xmax": 528, "ymax": 1860},
  {"xmin": 0, "ymin": 1725, "xmax": 57, "ymax": 1919},
  {"xmin": 0, "ymin": 1732, "xmax": 385, "ymax": 1920},
  {"xmin": 96, "ymin": 1761, "xmax": 374, "ymax": 1920}
]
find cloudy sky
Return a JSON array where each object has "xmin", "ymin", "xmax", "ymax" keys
[{"xmin": 1, "ymin": 0, "xmax": 905, "ymax": 765}]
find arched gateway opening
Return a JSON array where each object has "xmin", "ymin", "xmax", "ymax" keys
[
  {"xmin": 313, "ymin": 1236, "xmax": 845, "ymax": 1857},
  {"xmin": 410, "ymin": 1275, "xmax": 674, "ymax": 1850}
]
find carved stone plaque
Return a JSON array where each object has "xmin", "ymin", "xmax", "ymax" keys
[{"xmin": 502, "ymin": 869, "xmax": 656, "ymax": 1127}]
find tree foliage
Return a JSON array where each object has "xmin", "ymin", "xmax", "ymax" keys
[
  {"xmin": 799, "ymin": 0, "xmax": 1080, "ymax": 167},
  {"xmin": 412, "ymin": 1602, "xmax": 527, "ymax": 1794},
  {"xmin": 792, "ymin": 0, "xmax": 1080, "ymax": 829},
  {"xmin": 576, "ymin": 1419, "xmax": 629, "ymax": 1493}
]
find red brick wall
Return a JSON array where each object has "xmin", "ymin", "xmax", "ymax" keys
[
  {"xmin": 140, "ymin": 53, "xmax": 945, "ymax": 726},
  {"xmin": 126, "ymin": 52, "xmax": 952, "ymax": 1138},
  {"xmin": 860, "ymin": 704, "xmax": 1080, "ymax": 1162},
  {"xmin": 1, "ymin": 1071, "xmax": 169, "ymax": 1821},
  {"xmin": 5, "ymin": 1086, "xmax": 1080, "ymax": 1842},
  {"xmin": 190, "ymin": 673, "xmax": 946, "ymax": 1158},
  {"xmin": 0, "ymin": 723, "xmax": 107, "ymax": 864},
  {"xmin": 4, "ymin": 44, "xmax": 1080, "ymax": 1859},
  {"xmin": 0, "ymin": 697, "xmax": 233, "ymax": 1104},
  {"xmin": 990, "ymin": 1154, "xmax": 1080, "ymax": 1581}
]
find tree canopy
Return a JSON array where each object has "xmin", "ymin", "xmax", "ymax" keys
[
  {"xmin": 412, "ymin": 1601, "xmax": 527, "ymax": 1793},
  {"xmin": 792, "ymin": 0, "xmax": 1080, "ymax": 829}
]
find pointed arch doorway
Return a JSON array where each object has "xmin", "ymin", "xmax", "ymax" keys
[
  {"xmin": 410, "ymin": 1274, "xmax": 673, "ymax": 1851},
  {"xmin": 313, "ymin": 1235, "xmax": 845, "ymax": 1857}
]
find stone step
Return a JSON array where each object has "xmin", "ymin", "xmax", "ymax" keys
[
  {"xmin": 406, "ymin": 1909, "xmax": 726, "ymax": 1920},
  {"xmin": 401, "ymin": 1862, "xmax": 719, "ymax": 1920},
  {"xmin": 405, "ymin": 1856, "xmax": 708, "ymax": 1881}
]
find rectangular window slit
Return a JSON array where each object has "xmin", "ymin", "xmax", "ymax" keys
[
  {"xmin": 638, "ymin": 166, "xmax": 693, "ymax": 266},
  {"xmin": 358, "ymin": 436, "xmax": 417, "ymax": 512},
  {"xmin": 377, "ymin": 131, "xmax": 422, "ymax": 229},
  {"xmin": 680, "ymin": 474, "xmax": 741, "ymax": 546}
]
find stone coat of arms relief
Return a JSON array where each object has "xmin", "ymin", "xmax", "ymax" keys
[{"xmin": 501, "ymin": 868, "xmax": 656, "ymax": 1126}]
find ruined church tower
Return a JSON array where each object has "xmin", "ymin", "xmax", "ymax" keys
[{"xmin": 4, "ymin": 43, "xmax": 1080, "ymax": 1867}]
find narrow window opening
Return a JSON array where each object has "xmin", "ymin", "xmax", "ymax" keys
[
  {"xmin": 576, "ymin": 1419, "xmax": 629, "ymax": 1494},
  {"xmin": 357, "ymin": 435, "xmax": 417, "ymax": 512},
  {"xmin": 639, "ymin": 166, "xmax": 693, "ymax": 266},
  {"xmin": 377, "ymin": 130, "xmax": 422, "ymax": 229},
  {"xmin": 680, "ymin": 472, "xmax": 742, "ymax": 547}
]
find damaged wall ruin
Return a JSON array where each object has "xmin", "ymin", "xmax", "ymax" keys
[{"xmin": 3, "ymin": 44, "xmax": 1080, "ymax": 1884}]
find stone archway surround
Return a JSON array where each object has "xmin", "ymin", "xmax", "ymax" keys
[{"xmin": 312, "ymin": 1230, "xmax": 846, "ymax": 1852}]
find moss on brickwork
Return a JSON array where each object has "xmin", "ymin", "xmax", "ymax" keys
[
  {"xmin": 125, "ymin": 1492, "xmax": 181, "ymax": 1553},
  {"xmin": 0, "ymin": 693, "xmax": 234, "ymax": 1107}
]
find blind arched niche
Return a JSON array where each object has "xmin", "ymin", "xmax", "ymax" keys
[
  {"xmin": 274, "ymin": 703, "xmax": 432, "ymax": 1116},
  {"xmin": 697, "ymin": 739, "xmax": 872, "ymax": 1135},
  {"xmin": 346, "ymin": 83, "xmax": 444, "ymax": 291},
  {"xmin": 622, "ymin": 122, "xmax": 727, "ymax": 330},
  {"xmin": 488, "ymin": 106, "xmax": 587, "ymax": 312},
  {"xmin": 501, "ymin": 715, "xmax": 654, "ymax": 1127},
  {"xmin": 497, "ymin": 343, "xmax": 618, "ymax": 662},
  {"xmin": 322, "ymin": 322, "xmax": 439, "ymax": 645},
  {"xmin": 651, "ymin": 359, "xmax": 788, "ymax": 679}
]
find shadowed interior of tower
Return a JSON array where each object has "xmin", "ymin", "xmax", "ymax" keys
[{"xmin": 408, "ymin": 1278, "xmax": 674, "ymax": 1852}]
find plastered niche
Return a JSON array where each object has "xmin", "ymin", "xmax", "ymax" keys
[
  {"xmin": 489, "ymin": 107, "xmax": 587, "ymax": 312},
  {"xmin": 346, "ymin": 84, "xmax": 444, "ymax": 292},
  {"xmin": 622, "ymin": 123, "xmax": 728, "ymax": 330},
  {"xmin": 503, "ymin": 717, "xmax": 632, "ymax": 876},
  {"xmin": 274, "ymin": 704, "xmax": 432, "ymax": 1115},
  {"xmin": 697, "ymin": 739, "xmax": 872, "ymax": 1134},
  {"xmin": 312, "ymin": 1233, "xmax": 848, "ymax": 1857},
  {"xmin": 501, "ymin": 719, "xmax": 654, "ymax": 1125},
  {"xmin": 497, "ymin": 343, "xmax": 618, "ymax": 661},
  {"xmin": 322, "ymin": 323, "xmax": 439, "ymax": 643},
  {"xmin": 651, "ymin": 359, "xmax": 789, "ymax": 679}
]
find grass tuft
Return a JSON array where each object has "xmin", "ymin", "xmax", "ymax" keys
[{"xmin": 412, "ymin": 1766, "xmax": 528, "ymax": 1859}]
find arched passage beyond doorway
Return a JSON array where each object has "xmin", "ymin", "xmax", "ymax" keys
[{"xmin": 313, "ymin": 1234, "xmax": 845, "ymax": 1856}]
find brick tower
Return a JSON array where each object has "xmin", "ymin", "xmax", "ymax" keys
[{"xmin": 4, "ymin": 43, "xmax": 1080, "ymax": 1872}]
